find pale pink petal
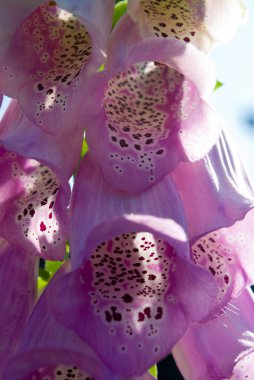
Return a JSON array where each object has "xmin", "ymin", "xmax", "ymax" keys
[
  {"xmin": 229, "ymin": 349, "xmax": 254, "ymax": 379},
  {"xmin": 172, "ymin": 289, "xmax": 254, "ymax": 380},
  {"xmin": 128, "ymin": 0, "xmax": 246, "ymax": 53},
  {"xmin": 57, "ymin": 0, "xmax": 115, "ymax": 42}
]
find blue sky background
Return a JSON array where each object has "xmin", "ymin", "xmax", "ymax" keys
[
  {"xmin": 1, "ymin": 1, "xmax": 253, "ymax": 179},
  {"xmin": 211, "ymin": 0, "xmax": 254, "ymax": 179}
]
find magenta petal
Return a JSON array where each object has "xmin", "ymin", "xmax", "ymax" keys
[
  {"xmin": 2, "ymin": 264, "xmax": 122, "ymax": 380},
  {"xmin": 0, "ymin": 239, "xmax": 37, "ymax": 369},
  {"xmin": 84, "ymin": 37, "xmax": 220, "ymax": 193},
  {"xmin": 0, "ymin": 99, "xmax": 83, "ymax": 179},
  {"xmin": 51, "ymin": 155, "xmax": 217, "ymax": 376},
  {"xmin": 172, "ymin": 289, "xmax": 254, "ymax": 380},
  {"xmin": 70, "ymin": 153, "xmax": 188, "ymax": 268},
  {"xmin": 0, "ymin": 2, "xmax": 107, "ymax": 134},
  {"xmin": 172, "ymin": 130, "xmax": 254, "ymax": 241},
  {"xmin": 50, "ymin": 252, "xmax": 217, "ymax": 377},
  {"xmin": 171, "ymin": 130, "xmax": 254, "ymax": 293},
  {"xmin": 0, "ymin": 145, "xmax": 69, "ymax": 260},
  {"xmin": 0, "ymin": 1, "xmax": 44, "ymax": 55}
]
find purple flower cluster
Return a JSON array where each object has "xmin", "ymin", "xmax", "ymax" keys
[{"xmin": 0, "ymin": 1, "xmax": 253, "ymax": 379}]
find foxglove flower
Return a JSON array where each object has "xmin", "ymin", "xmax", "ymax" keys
[
  {"xmin": 0, "ymin": 141, "xmax": 69, "ymax": 260},
  {"xmin": 127, "ymin": 0, "xmax": 246, "ymax": 53},
  {"xmin": 48, "ymin": 154, "xmax": 218, "ymax": 377},
  {"xmin": 3, "ymin": 263, "xmax": 155, "ymax": 380},
  {"xmin": 171, "ymin": 130, "xmax": 254, "ymax": 312},
  {"xmin": 82, "ymin": 30, "xmax": 221, "ymax": 193},
  {"xmin": 172, "ymin": 288, "xmax": 254, "ymax": 379},
  {"xmin": 0, "ymin": 0, "xmax": 114, "ymax": 133},
  {"xmin": 0, "ymin": 239, "xmax": 37, "ymax": 372},
  {"xmin": 0, "ymin": 99, "xmax": 83, "ymax": 179}
]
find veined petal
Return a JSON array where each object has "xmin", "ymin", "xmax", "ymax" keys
[
  {"xmin": 172, "ymin": 130, "xmax": 254, "ymax": 241},
  {"xmin": 49, "ymin": 154, "xmax": 217, "ymax": 377},
  {"xmin": 128, "ymin": 0, "xmax": 246, "ymax": 53},
  {"xmin": 0, "ymin": 145, "xmax": 69, "ymax": 260},
  {"xmin": 0, "ymin": 239, "xmax": 37, "ymax": 371},
  {"xmin": 70, "ymin": 153, "xmax": 188, "ymax": 268},
  {"xmin": 83, "ymin": 37, "xmax": 220, "ymax": 193},
  {"xmin": 0, "ymin": 99, "xmax": 83, "ymax": 179},
  {"xmin": 3, "ymin": 263, "xmax": 151, "ymax": 380},
  {"xmin": 172, "ymin": 289, "xmax": 254, "ymax": 380},
  {"xmin": 171, "ymin": 130, "xmax": 254, "ymax": 296},
  {"xmin": 0, "ymin": 1, "xmax": 109, "ymax": 134}
]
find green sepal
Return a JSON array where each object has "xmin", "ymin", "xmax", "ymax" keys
[
  {"xmin": 113, "ymin": 0, "xmax": 128, "ymax": 28},
  {"xmin": 149, "ymin": 364, "xmax": 158, "ymax": 378}
]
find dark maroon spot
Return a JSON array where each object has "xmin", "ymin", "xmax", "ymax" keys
[
  {"xmin": 111, "ymin": 306, "xmax": 122, "ymax": 322},
  {"xmin": 30, "ymin": 209, "xmax": 35, "ymax": 217},
  {"xmin": 138, "ymin": 312, "xmax": 145, "ymax": 322},
  {"xmin": 209, "ymin": 266, "xmax": 216, "ymax": 276},
  {"xmin": 156, "ymin": 149, "xmax": 164, "ymax": 155},
  {"xmin": 224, "ymin": 275, "xmax": 229, "ymax": 284},
  {"xmin": 155, "ymin": 306, "xmax": 163, "ymax": 320},
  {"xmin": 41, "ymin": 198, "xmax": 48, "ymax": 206},
  {"xmin": 49, "ymin": 212, "xmax": 52, "ymax": 219},
  {"xmin": 40, "ymin": 222, "xmax": 47, "ymax": 232},
  {"xmin": 46, "ymin": 88, "xmax": 54, "ymax": 95},
  {"xmin": 183, "ymin": 37, "xmax": 190, "ymax": 43},
  {"xmin": 37, "ymin": 83, "xmax": 44, "ymax": 91},
  {"xmin": 197, "ymin": 244, "xmax": 205, "ymax": 253},
  {"xmin": 105, "ymin": 310, "xmax": 112, "ymax": 323},
  {"xmin": 148, "ymin": 274, "xmax": 156, "ymax": 281},
  {"xmin": 144, "ymin": 307, "xmax": 151, "ymax": 319},
  {"xmin": 119, "ymin": 139, "xmax": 129, "ymax": 148},
  {"xmin": 49, "ymin": 201, "xmax": 54, "ymax": 209},
  {"xmin": 122, "ymin": 293, "xmax": 134, "ymax": 303}
]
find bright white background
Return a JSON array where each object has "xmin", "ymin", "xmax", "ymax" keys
[{"xmin": 211, "ymin": 0, "xmax": 254, "ymax": 179}]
